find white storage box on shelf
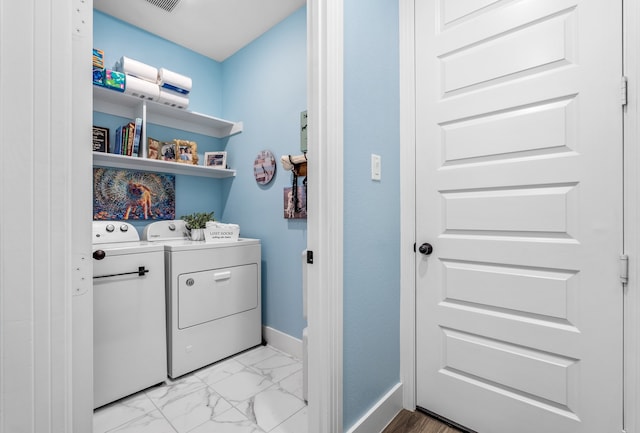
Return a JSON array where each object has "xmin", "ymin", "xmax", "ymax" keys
[{"xmin": 204, "ymin": 221, "xmax": 240, "ymax": 243}]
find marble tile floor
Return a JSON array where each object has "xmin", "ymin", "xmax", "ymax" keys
[{"xmin": 94, "ymin": 345, "xmax": 307, "ymax": 433}]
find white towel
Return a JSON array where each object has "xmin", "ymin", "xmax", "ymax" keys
[
  {"xmin": 281, "ymin": 154, "xmax": 307, "ymax": 171},
  {"xmin": 158, "ymin": 88, "xmax": 189, "ymax": 109},
  {"xmin": 116, "ymin": 56, "xmax": 158, "ymax": 83},
  {"xmin": 124, "ymin": 74, "xmax": 160, "ymax": 101},
  {"xmin": 157, "ymin": 67, "xmax": 192, "ymax": 95}
]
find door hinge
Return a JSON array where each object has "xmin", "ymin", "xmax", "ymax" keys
[
  {"xmin": 621, "ymin": 76, "xmax": 628, "ymax": 107},
  {"xmin": 620, "ymin": 254, "xmax": 629, "ymax": 284}
]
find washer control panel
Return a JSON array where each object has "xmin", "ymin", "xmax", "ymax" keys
[
  {"xmin": 92, "ymin": 221, "xmax": 140, "ymax": 244},
  {"xmin": 142, "ymin": 220, "xmax": 188, "ymax": 241}
]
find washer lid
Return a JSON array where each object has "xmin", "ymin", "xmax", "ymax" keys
[
  {"xmin": 92, "ymin": 241, "xmax": 164, "ymax": 256},
  {"xmin": 161, "ymin": 237, "xmax": 260, "ymax": 252}
]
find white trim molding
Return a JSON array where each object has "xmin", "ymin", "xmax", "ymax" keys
[
  {"xmin": 624, "ymin": 0, "xmax": 640, "ymax": 431},
  {"xmin": 399, "ymin": 0, "xmax": 417, "ymax": 412},
  {"xmin": 306, "ymin": 0, "xmax": 344, "ymax": 432},
  {"xmin": 0, "ymin": 0, "xmax": 93, "ymax": 432},
  {"xmin": 345, "ymin": 384, "xmax": 403, "ymax": 433},
  {"xmin": 262, "ymin": 326, "xmax": 303, "ymax": 360},
  {"xmin": 72, "ymin": 0, "xmax": 95, "ymax": 430}
]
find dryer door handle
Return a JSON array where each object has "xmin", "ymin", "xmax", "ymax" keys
[
  {"xmin": 94, "ymin": 266, "xmax": 150, "ymax": 279},
  {"xmin": 213, "ymin": 271, "xmax": 232, "ymax": 281}
]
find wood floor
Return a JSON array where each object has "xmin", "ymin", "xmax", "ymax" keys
[{"xmin": 382, "ymin": 410, "xmax": 463, "ymax": 433}]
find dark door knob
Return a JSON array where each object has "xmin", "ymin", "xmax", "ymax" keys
[
  {"xmin": 418, "ymin": 243, "xmax": 433, "ymax": 255},
  {"xmin": 93, "ymin": 249, "xmax": 106, "ymax": 260}
]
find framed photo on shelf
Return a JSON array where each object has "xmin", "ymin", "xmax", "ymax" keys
[
  {"xmin": 175, "ymin": 139, "xmax": 199, "ymax": 165},
  {"xmin": 92, "ymin": 126, "xmax": 109, "ymax": 152},
  {"xmin": 204, "ymin": 151, "xmax": 227, "ymax": 169},
  {"xmin": 160, "ymin": 142, "xmax": 176, "ymax": 162},
  {"xmin": 147, "ymin": 137, "xmax": 160, "ymax": 160}
]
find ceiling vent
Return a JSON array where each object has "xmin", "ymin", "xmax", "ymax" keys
[{"xmin": 145, "ymin": 0, "xmax": 181, "ymax": 13}]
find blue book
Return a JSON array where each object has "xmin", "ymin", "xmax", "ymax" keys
[
  {"xmin": 114, "ymin": 126, "xmax": 123, "ymax": 155},
  {"xmin": 132, "ymin": 117, "xmax": 143, "ymax": 157}
]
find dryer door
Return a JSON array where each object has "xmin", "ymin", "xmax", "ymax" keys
[{"xmin": 178, "ymin": 264, "xmax": 258, "ymax": 329}]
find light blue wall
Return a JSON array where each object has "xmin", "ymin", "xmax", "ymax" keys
[
  {"xmin": 221, "ymin": 6, "xmax": 308, "ymax": 339},
  {"xmin": 94, "ymin": 9, "xmax": 307, "ymax": 338},
  {"xmin": 93, "ymin": 11, "xmax": 228, "ymax": 234},
  {"xmin": 95, "ymin": 9, "xmax": 401, "ymax": 427},
  {"xmin": 94, "ymin": 11, "xmax": 222, "ymax": 115},
  {"xmin": 92, "ymin": 114, "xmax": 228, "ymax": 234},
  {"xmin": 343, "ymin": 0, "xmax": 401, "ymax": 429}
]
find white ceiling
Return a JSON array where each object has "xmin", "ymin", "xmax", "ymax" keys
[{"xmin": 93, "ymin": 0, "xmax": 306, "ymax": 62}]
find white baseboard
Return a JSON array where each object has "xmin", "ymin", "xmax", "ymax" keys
[
  {"xmin": 262, "ymin": 325, "xmax": 303, "ymax": 360},
  {"xmin": 345, "ymin": 383, "xmax": 403, "ymax": 433}
]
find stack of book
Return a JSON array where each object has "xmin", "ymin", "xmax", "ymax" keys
[{"xmin": 112, "ymin": 117, "xmax": 143, "ymax": 157}]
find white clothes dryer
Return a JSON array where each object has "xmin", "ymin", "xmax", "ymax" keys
[
  {"xmin": 143, "ymin": 220, "xmax": 262, "ymax": 379},
  {"xmin": 92, "ymin": 221, "xmax": 167, "ymax": 408}
]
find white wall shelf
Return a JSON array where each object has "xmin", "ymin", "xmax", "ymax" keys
[
  {"xmin": 93, "ymin": 85, "xmax": 241, "ymax": 178},
  {"xmin": 93, "ymin": 152, "xmax": 236, "ymax": 178},
  {"xmin": 93, "ymin": 85, "xmax": 243, "ymax": 138}
]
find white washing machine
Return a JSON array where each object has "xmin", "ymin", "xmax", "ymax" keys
[
  {"xmin": 143, "ymin": 220, "xmax": 262, "ymax": 379},
  {"xmin": 92, "ymin": 221, "xmax": 167, "ymax": 408}
]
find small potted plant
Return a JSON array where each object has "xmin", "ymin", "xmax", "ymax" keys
[{"xmin": 180, "ymin": 211, "xmax": 214, "ymax": 241}]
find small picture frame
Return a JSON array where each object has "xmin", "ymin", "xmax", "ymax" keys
[
  {"xmin": 175, "ymin": 139, "xmax": 199, "ymax": 165},
  {"xmin": 204, "ymin": 151, "xmax": 227, "ymax": 168},
  {"xmin": 92, "ymin": 126, "xmax": 109, "ymax": 152},
  {"xmin": 160, "ymin": 142, "xmax": 176, "ymax": 162},
  {"xmin": 147, "ymin": 137, "xmax": 160, "ymax": 160}
]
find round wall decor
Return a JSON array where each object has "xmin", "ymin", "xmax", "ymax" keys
[{"xmin": 253, "ymin": 150, "xmax": 276, "ymax": 185}]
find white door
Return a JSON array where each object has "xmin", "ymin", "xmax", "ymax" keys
[{"xmin": 415, "ymin": 1, "xmax": 623, "ymax": 432}]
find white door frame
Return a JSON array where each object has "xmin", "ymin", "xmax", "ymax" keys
[
  {"xmin": 399, "ymin": 2, "xmax": 640, "ymax": 432},
  {"xmin": 67, "ymin": 0, "xmax": 346, "ymax": 430},
  {"xmin": 71, "ymin": 0, "xmax": 95, "ymax": 431},
  {"xmin": 65, "ymin": 0, "xmax": 346, "ymax": 431},
  {"xmin": 306, "ymin": 0, "xmax": 344, "ymax": 432},
  {"xmin": 0, "ymin": 0, "xmax": 93, "ymax": 432},
  {"xmin": 398, "ymin": 0, "xmax": 417, "ymax": 411},
  {"xmin": 624, "ymin": 1, "xmax": 640, "ymax": 431}
]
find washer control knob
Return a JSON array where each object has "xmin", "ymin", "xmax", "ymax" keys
[
  {"xmin": 106, "ymin": 224, "xmax": 115, "ymax": 233},
  {"xmin": 169, "ymin": 223, "xmax": 176, "ymax": 231},
  {"xmin": 120, "ymin": 224, "xmax": 129, "ymax": 232},
  {"xmin": 186, "ymin": 278, "xmax": 195, "ymax": 286},
  {"xmin": 93, "ymin": 250, "xmax": 106, "ymax": 260}
]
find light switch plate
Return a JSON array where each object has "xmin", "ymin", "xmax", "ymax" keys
[{"xmin": 371, "ymin": 154, "xmax": 381, "ymax": 180}]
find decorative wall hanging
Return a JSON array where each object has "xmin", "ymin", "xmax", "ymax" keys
[
  {"xmin": 93, "ymin": 167, "xmax": 175, "ymax": 220},
  {"xmin": 92, "ymin": 125, "xmax": 109, "ymax": 152},
  {"xmin": 300, "ymin": 110, "xmax": 308, "ymax": 153},
  {"xmin": 280, "ymin": 153, "xmax": 307, "ymax": 219},
  {"xmin": 253, "ymin": 150, "xmax": 276, "ymax": 185},
  {"xmin": 283, "ymin": 184, "xmax": 307, "ymax": 219}
]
